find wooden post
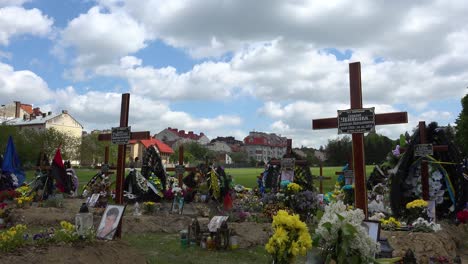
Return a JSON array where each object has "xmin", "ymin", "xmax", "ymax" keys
[
  {"xmin": 104, "ymin": 146, "xmax": 109, "ymax": 165},
  {"xmin": 166, "ymin": 145, "xmax": 197, "ymax": 186},
  {"xmin": 97, "ymin": 93, "xmax": 151, "ymax": 238},
  {"xmin": 317, "ymin": 163, "xmax": 331, "ymax": 194},
  {"xmin": 312, "ymin": 62, "xmax": 408, "ymax": 218}
]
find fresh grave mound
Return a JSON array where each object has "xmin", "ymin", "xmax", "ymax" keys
[
  {"xmin": 9, "ymin": 198, "xmax": 83, "ymax": 226},
  {"xmin": 384, "ymin": 222, "xmax": 468, "ymax": 261},
  {"xmin": 1, "ymin": 240, "xmax": 146, "ymax": 264}
]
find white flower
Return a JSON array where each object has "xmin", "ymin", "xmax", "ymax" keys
[{"xmin": 432, "ymin": 171, "xmax": 443, "ymax": 181}]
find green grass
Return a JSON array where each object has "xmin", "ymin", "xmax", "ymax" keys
[
  {"xmin": 25, "ymin": 165, "xmax": 375, "ymax": 194},
  {"xmin": 125, "ymin": 232, "xmax": 270, "ymax": 264}
]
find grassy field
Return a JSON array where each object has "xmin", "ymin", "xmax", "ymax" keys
[
  {"xmin": 25, "ymin": 166, "xmax": 374, "ymax": 194},
  {"xmin": 125, "ymin": 233, "xmax": 271, "ymax": 264}
]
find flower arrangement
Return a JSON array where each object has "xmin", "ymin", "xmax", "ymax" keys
[
  {"xmin": 411, "ymin": 217, "xmax": 441, "ymax": 232},
  {"xmin": 380, "ymin": 217, "xmax": 402, "ymax": 231},
  {"xmin": 288, "ymin": 190, "xmax": 319, "ymax": 221},
  {"xmin": 0, "ymin": 224, "xmax": 27, "ymax": 252},
  {"xmin": 265, "ymin": 210, "xmax": 312, "ymax": 264},
  {"xmin": 405, "ymin": 199, "xmax": 428, "ymax": 223},
  {"xmin": 55, "ymin": 221, "xmax": 80, "ymax": 243},
  {"xmin": 143, "ymin": 201, "xmax": 156, "ymax": 214},
  {"xmin": 286, "ymin": 183, "xmax": 302, "ymax": 194},
  {"xmin": 456, "ymin": 209, "xmax": 468, "ymax": 224},
  {"xmin": 314, "ymin": 201, "xmax": 380, "ymax": 263},
  {"xmin": 148, "ymin": 175, "xmax": 164, "ymax": 197},
  {"xmin": 13, "ymin": 185, "xmax": 34, "ymax": 207},
  {"xmin": 0, "ymin": 190, "xmax": 19, "ymax": 202},
  {"xmin": 209, "ymin": 170, "xmax": 221, "ymax": 200}
]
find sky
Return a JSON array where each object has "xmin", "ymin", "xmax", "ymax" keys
[{"xmin": 0, "ymin": 0, "xmax": 467, "ymax": 148}]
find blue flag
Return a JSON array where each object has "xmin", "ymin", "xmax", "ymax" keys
[{"xmin": 2, "ymin": 136, "xmax": 25, "ymax": 186}]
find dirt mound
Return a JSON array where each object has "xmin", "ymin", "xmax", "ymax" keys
[
  {"xmin": 124, "ymin": 213, "xmax": 192, "ymax": 234},
  {"xmin": 230, "ymin": 222, "xmax": 271, "ymax": 249},
  {"xmin": 0, "ymin": 240, "xmax": 146, "ymax": 264},
  {"xmin": 383, "ymin": 222, "xmax": 468, "ymax": 261}
]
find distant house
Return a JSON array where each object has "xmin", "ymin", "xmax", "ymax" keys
[
  {"xmin": 128, "ymin": 137, "xmax": 174, "ymax": 165},
  {"xmin": 0, "ymin": 101, "xmax": 42, "ymax": 123},
  {"xmin": 206, "ymin": 141, "xmax": 232, "ymax": 153},
  {"xmin": 243, "ymin": 131, "xmax": 288, "ymax": 163},
  {"xmin": 3, "ymin": 107, "xmax": 83, "ymax": 139},
  {"xmin": 155, "ymin": 127, "xmax": 210, "ymax": 147}
]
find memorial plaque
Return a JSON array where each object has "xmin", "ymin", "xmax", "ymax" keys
[
  {"xmin": 175, "ymin": 164, "xmax": 185, "ymax": 175},
  {"xmin": 415, "ymin": 144, "xmax": 433, "ymax": 157},
  {"xmin": 344, "ymin": 170, "xmax": 354, "ymax": 185},
  {"xmin": 281, "ymin": 158, "xmax": 295, "ymax": 170},
  {"xmin": 338, "ymin": 108, "xmax": 375, "ymax": 134},
  {"xmin": 111, "ymin": 126, "xmax": 131, "ymax": 145}
]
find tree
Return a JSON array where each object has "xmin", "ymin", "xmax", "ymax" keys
[
  {"xmin": 230, "ymin": 151, "xmax": 249, "ymax": 164},
  {"xmin": 455, "ymin": 93, "xmax": 468, "ymax": 155},
  {"xmin": 324, "ymin": 136, "xmax": 352, "ymax": 166}
]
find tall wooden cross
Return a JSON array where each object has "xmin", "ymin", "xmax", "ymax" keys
[
  {"xmin": 97, "ymin": 93, "xmax": 150, "ymax": 238},
  {"xmin": 401, "ymin": 121, "xmax": 448, "ymax": 200},
  {"xmin": 166, "ymin": 144, "xmax": 197, "ymax": 186},
  {"xmin": 312, "ymin": 62, "xmax": 408, "ymax": 217}
]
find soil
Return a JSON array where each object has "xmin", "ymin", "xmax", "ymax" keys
[
  {"xmin": 2, "ymin": 198, "xmax": 467, "ymax": 263},
  {"xmin": 383, "ymin": 222, "xmax": 468, "ymax": 262},
  {"xmin": 2, "ymin": 198, "xmax": 273, "ymax": 263},
  {"xmin": 0, "ymin": 240, "xmax": 146, "ymax": 264}
]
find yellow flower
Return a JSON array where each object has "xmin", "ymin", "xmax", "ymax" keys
[
  {"xmin": 287, "ymin": 183, "xmax": 302, "ymax": 193},
  {"xmin": 406, "ymin": 199, "xmax": 428, "ymax": 209}
]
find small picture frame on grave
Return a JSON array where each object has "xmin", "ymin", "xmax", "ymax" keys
[
  {"xmin": 317, "ymin": 194, "xmax": 324, "ymax": 203},
  {"xmin": 362, "ymin": 220, "xmax": 381, "ymax": 243},
  {"xmin": 87, "ymin": 193, "xmax": 100, "ymax": 208},
  {"xmin": 427, "ymin": 200, "xmax": 436, "ymax": 222},
  {"xmin": 171, "ymin": 196, "xmax": 184, "ymax": 214}
]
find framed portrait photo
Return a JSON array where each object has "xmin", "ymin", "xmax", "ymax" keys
[
  {"xmin": 96, "ymin": 204, "xmax": 126, "ymax": 240},
  {"xmin": 362, "ymin": 220, "xmax": 381, "ymax": 242}
]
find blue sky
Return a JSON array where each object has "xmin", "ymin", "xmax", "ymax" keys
[{"xmin": 0, "ymin": 0, "xmax": 466, "ymax": 148}]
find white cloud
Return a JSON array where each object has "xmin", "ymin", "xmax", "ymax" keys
[
  {"xmin": 0, "ymin": 61, "xmax": 53, "ymax": 102},
  {"xmin": 0, "ymin": 6, "xmax": 53, "ymax": 45},
  {"xmin": 57, "ymin": 6, "xmax": 148, "ymax": 79},
  {"xmin": 53, "ymin": 87, "xmax": 243, "ymax": 137},
  {"xmin": 0, "ymin": 0, "xmax": 30, "ymax": 7}
]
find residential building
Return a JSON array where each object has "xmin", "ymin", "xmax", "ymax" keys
[
  {"xmin": 155, "ymin": 127, "xmax": 210, "ymax": 147},
  {"xmin": 206, "ymin": 141, "xmax": 232, "ymax": 153},
  {"xmin": 3, "ymin": 108, "xmax": 83, "ymax": 139},
  {"xmin": 243, "ymin": 132, "xmax": 288, "ymax": 162},
  {"xmin": 128, "ymin": 137, "xmax": 174, "ymax": 165},
  {"xmin": 0, "ymin": 101, "xmax": 41, "ymax": 122},
  {"xmin": 210, "ymin": 136, "xmax": 243, "ymax": 146}
]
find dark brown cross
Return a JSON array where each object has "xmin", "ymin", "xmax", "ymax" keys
[
  {"xmin": 315, "ymin": 163, "xmax": 332, "ymax": 194},
  {"xmin": 401, "ymin": 121, "xmax": 448, "ymax": 200},
  {"xmin": 269, "ymin": 139, "xmax": 308, "ymax": 166},
  {"xmin": 97, "ymin": 93, "xmax": 150, "ymax": 238},
  {"xmin": 166, "ymin": 144, "xmax": 197, "ymax": 185},
  {"xmin": 312, "ymin": 62, "xmax": 408, "ymax": 217}
]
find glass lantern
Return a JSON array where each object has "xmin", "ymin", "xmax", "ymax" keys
[{"xmin": 75, "ymin": 212, "xmax": 93, "ymax": 236}]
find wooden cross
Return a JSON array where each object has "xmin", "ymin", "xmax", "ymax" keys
[
  {"xmin": 166, "ymin": 144, "xmax": 197, "ymax": 186},
  {"xmin": 401, "ymin": 121, "xmax": 448, "ymax": 200},
  {"xmin": 312, "ymin": 62, "xmax": 408, "ymax": 217},
  {"xmin": 315, "ymin": 163, "xmax": 331, "ymax": 194},
  {"xmin": 269, "ymin": 139, "xmax": 308, "ymax": 166},
  {"xmin": 97, "ymin": 93, "xmax": 150, "ymax": 238}
]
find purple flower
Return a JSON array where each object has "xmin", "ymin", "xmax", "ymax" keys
[{"xmin": 33, "ymin": 233, "xmax": 43, "ymax": 240}]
